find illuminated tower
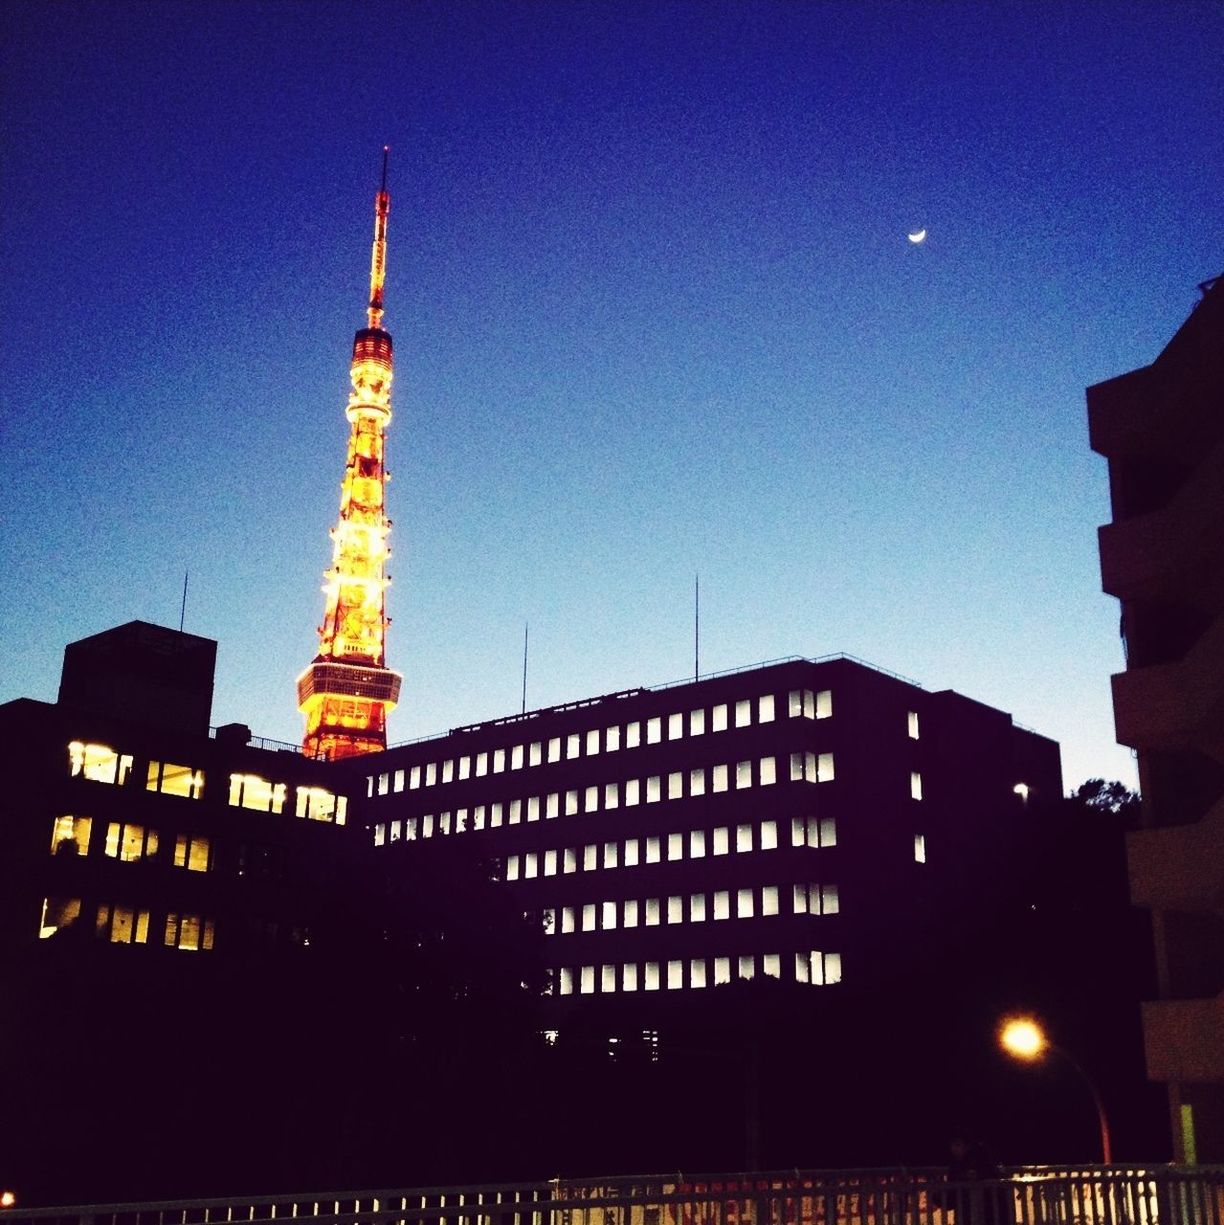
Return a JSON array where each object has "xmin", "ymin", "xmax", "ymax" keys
[{"xmin": 297, "ymin": 149, "xmax": 403, "ymax": 760}]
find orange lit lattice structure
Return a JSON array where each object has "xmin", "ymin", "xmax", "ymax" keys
[{"xmin": 297, "ymin": 150, "xmax": 403, "ymax": 760}]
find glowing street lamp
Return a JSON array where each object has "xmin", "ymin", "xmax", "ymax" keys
[{"xmin": 998, "ymin": 1015, "xmax": 1112, "ymax": 1164}]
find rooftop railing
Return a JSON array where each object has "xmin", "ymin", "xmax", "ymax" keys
[{"xmin": 8, "ymin": 1164, "xmax": 1222, "ymax": 1225}]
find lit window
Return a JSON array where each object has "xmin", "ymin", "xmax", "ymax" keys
[
  {"xmin": 624, "ymin": 899, "xmax": 639, "ymax": 927},
  {"xmin": 147, "ymin": 761, "xmax": 204, "ymax": 799},
  {"xmin": 623, "ymin": 963, "xmax": 638, "ymax": 991},
  {"xmin": 736, "ymin": 760, "xmax": 752, "ymax": 789},
  {"xmin": 442, "ymin": 760, "xmax": 454, "ymax": 783},
  {"xmin": 760, "ymin": 820, "xmax": 778, "ymax": 850},
  {"xmin": 544, "ymin": 849, "xmax": 557, "ymax": 876},
  {"xmin": 426, "ymin": 763, "xmax": 438, "ymax": 785},
  {"xmin": 644, "ymin": 962, "xmax": 660, "ymax": 991},
  {"xmin": 712, "ymin": 827, "xmax": 729, "ymax": 856},
  {"xmin": 712, "ymin": 703, "xmax": 728, "ymax": 732},
  {"xmin": 759, "ymin": 693, "xmax": 775, "ymax": 723},
  {"xmin": 490, "ymin": 803, "xmax": 504, "ymax": 827},
  {"xmin": 794, "ymin": 884, "xmax": 808, "ymax": 914},
  {"xmin": 908, "ymin": 710, "xmax": 920, "ymax": 739},
  {"xmin": 667, "ymin": 960, "xmax": 683, "ymax": 990},
  {"xmin": 690, "ymin": 959, "xmax": 707, "ymax": 989},
  {"xmin": 689, "ymin": 829, "xmax": 706, "ymax": 857},
  {"xmin": 645, "ymin": 898, "xmax": 661, "ymax": 926},
  {"xmin": 510, "ymin": 745, "xmax": 524, "ymax": 770},
  {"xmin": 561, "ymin": 907, "xmax": 575, "ymax": 934},
  {"xmin": 788, "ymin": 690, "xmax": 802, "ymax": 717},
  {"xmin": 69, "ymin": 742, "xmax": 132, "ymax": 785},
  {"xmin": 714, "ymin": 956, "xmax": 732, "ymax": 985},
  {"xmin": 824, "ymin": 885, "xmax": 840, "ymax": 914},
  {"xmin": 690, "ymin": 893, "xmax": 706, "ymax": 922},
  {"xmin": 164, "ymin": 912, "xmax": 213, "ymax": 952},
  {"xmin": 795, "ymin": 951, "xmax": 811, "ymax": 984},
  {"xmin": 565, "ymin": 790, "xmax": 578, "ymax": 815},
  {"xmin": 584, "ymin": 786, "xmax": 598, "ymax": 813},
  {"xmin": 690, "ymin": 709, "xmax": 705, "ymax": 735},
  {"xmin": 97, "ymin": 904, "xmax": 150, "ymax": 945},
  {"xmin": 911, "ymin": 771, "xmax": 923, "ymax": 800},
  {"xmin": 713, "ymin": 890, "xmax": 730, "ymax": 920},
  {"xmin": 582, "ymin": 904, "xmax": 596, "ymax": 932},
  {"xmin": 646, "ymin": 836, "xmax": 661, "ymax": 863},
  {"xmin": 760, "ymin": 756, "xmax": 777, "ymax": 786},
  {"xmin": 506, "ymin": 855, "xmax": 520, "ymax": 881},
  {"xmin": 476, "ymin": 753, "xmax": 488, "ymax": 776},
  {"xmin": 527, "ymin": 796, "xmax": 540, "ymax": 821},
  {"xmin": 667, "ymin": 896, "xmax": 683, "ymax": 924},
  {"xmin": 646, "ymin": 775, "xmax": 661, "ymax": 802},
  {"xmin": 473, "ymin": 807, "xmax": 486, "ymax": 831},
  {"xmin": 803, "ymin": 690, "xmax": 815, "ymax": 719},
  {"xmin": 547, "ymin": 738, "xmax": 560, "ymax": 762},
  {"xmin": 601, "ymin": 964, "xmax": 617, "ymax": 993},
  {"xmin": 529, "ymin": 742, "xmax": 542, "ymax": 767},
  {"xmin": 734, "ymin": 699, "xmax": 750, "ymax": 728},
  {"xmin": 606, "ymin": 726, "xmax": 621, "ymax": 751},
  {"xmin": 647, "ymin": 717, "xmax": 662, "ymax": 744},
  {"xmin": 790, "ymin": 753, "xmax": 804, "ymax": 782},
  {"xmin": 542, "ymin": 909, "xmax": 556, "ymax": 935},
  {"xmin": 105, "ymin": 822, "xmax": 156, "ymax": 863},
  {"xmin": 602, "ymin": 901, "xmax": 617, "ymax": 930},
  {"xmin": 421, "ymin": 814, "xmax": 434, "ymax": 837},
  {"xmin": 390, "ymin": 820, "xmax": 402, "ymax": 842},
  {"xmin": 792, "ymin": 818, "xmax": 806, "ymax": 847},
  {"xmin": 50, "ymin": 815, "xmax": 92, "ymax": 857},
  {"xmin": 690, "ymin": 767, "xmax": 706, "ymax": 795},
  {"xmin": 626, "ymin": 721, "xmax": 641, "ymax": 748},
  {"xmin": 459, "ymin": 756, "xmax": 472, "ymax": 779},
  {"xmin": 738, "ymin": 955, "xmax": 755, "ymax": 980},
  {"xmin": 732, "ymin": 824, "xmax": 750, "ymax": 853},
  {"xmin": 580, "ymin": 966, "xmax": 595, "ymax": 995},
  {"xmin": 816, "ymin": 689, "xmax": 832, "ymax": 719},
  {"xmin": 586, "ymin": 729, "xmax": 600, "ymax": 756},
  {"xmin": 39, "ymin": 896, "xmax": 82, "ymax": 939},
  {"xmin": 603, "ymin": 841, "xmax": 619, "ymax": 869},
  {"xmin": 546, "ymin": 793, "xmax": 559, "ymax": 818},
  {"xmin": 560, "ymin": 968, "xmax": 574, "ymax": 995},
  {"xmin": 410, "ymin": 766, "xmax": 422, "ymax": 788},
  {"xmin": 624, "ymin": 838, "xmax": 640, "ymax": 866},
  {"xmin": 668, "ymin": 712, "xmax": 683, "ymax": 740},
  {"xmin": 762, "ymin": 953, "xmax": 781, "ymax": 978},
  {"xmin": 668, "ymin": 772, "xmax": 683, "ymax": 799},
  {"xmin": 914, "ymin": 834, "xmax": 926, "ymax": 863},
  {"xmin": 826, "ymin": 952, "xmax": 843, "ymax": 983},
  {"xmin": 737, "ymin": 888, "xmax": 754, "ymax": 918},
  {"xmin": 227, "ymin": 774, "xmax": 287, "ymax": 813},
  {"xmin": 583, "ymin": 844, "xmax": 597, "ymax": 871},
  {"xmin": 625, "ymin": 779, "xmax": 640, "ymax": 806},
  {"xmin": 493, "ymin": 749, "xmax": 506, "ymax": 773},
  {"xmin": 393, "ymin": 769, "xmax": 405, "ymax": 792},
  {"xmin": 566, "ymin": 733, "xmax": 580, "ymax": 759},
  {"xmin": 604, "ymin": 782, "xmax": 620, "ymax": 809},
  {"xmin": 173, "ymin": 834, "xmax": 210, "ymax": 872},
  {"xmin": 374, "ymin": 823, "xmax": 386, "ymax": 847},
  {"xmin": 508, "ymin": 800, "xmax": 521, "ymax": 825},
  {"xmin": 524, "ymin": 853, "xmax": 538, "ymax": 879},
  {"xmin": 295, "ymin": 786, "xmax": 343, "ymax": 822},
  {"xmin": 667, "ymin": 832, "xmax": 683, "ymax": 861},
  {"xmin": 820, "ymin": 818, "xmax": 837, "ymax": 847},
  {"xmin": 712, "ymin": 764, "xmax": 729, "ymax": 792},
  {"xmin": 762, "ymin": 886, "xmax": 779, "ymax": 916},
  {"xmin": 818, "ymin": 753, "xmax": 835, "ymax": 782}
]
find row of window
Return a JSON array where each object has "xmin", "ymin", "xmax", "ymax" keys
[
  {"xmin": 68, "ymin": 742, "xmax": 347, "ymax": 824},
  {"xmin": 491, "ymin": 818, "xmax": 837, "ymax": 884},
  {"xmin": 543, "ymin": 882, "xmax": 839, "ymax": 935},
  {"xmin": 39, "ymin": 896, "xmax": 215, "ymax": 951},
  {"xmin": 371, "ymin": 688, "xmax": 840, "ymax": 797},
  {"xmin": 51, "ymin": 816, "xmax": 212, "ymax": 871},
  {"xmin": 555, "ymin": 948, "xmax": 843, "ymax": 995},
  {"xmin": 371, "ymin": 754, "xmax": 835, "ymax": 849}
]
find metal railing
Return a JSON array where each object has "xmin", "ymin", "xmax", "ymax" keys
[{"xmin": 7, "ymin": 1165, "xmax": 1224, "ymax": 1225}]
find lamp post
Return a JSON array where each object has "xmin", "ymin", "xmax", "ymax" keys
[{"xmin": 998, "ymin": 1016, "xmax": 1113, "ymax": 1164}]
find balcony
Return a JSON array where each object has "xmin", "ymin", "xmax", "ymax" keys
[
  {"xmin": 1128, "ymin": 794, "xmax": 1224, "ymax": 913},
  {"xmin": 1112, "ymin": 613, "xmax": 1224, "ymax": 761},
  {"xmin": 1143, "ymin": 996, "xmax": 1224, "ymax": 1083}
]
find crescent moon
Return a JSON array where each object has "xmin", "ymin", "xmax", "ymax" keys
[{"xmin": 908, "ymin": 229, "xmax": 927, "ymax": 244}]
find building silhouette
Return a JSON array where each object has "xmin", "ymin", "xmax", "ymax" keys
[{"xmin": 1090, "ymin": 271, "xmax": 1224, "ymax": 1163}]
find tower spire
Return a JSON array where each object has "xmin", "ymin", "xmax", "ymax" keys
[{"xmin": 297, "ymin": 151, "xmax": 403, "ymax": 761}]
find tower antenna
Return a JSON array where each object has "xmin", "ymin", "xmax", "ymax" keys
[
  {"xmin": 522, "ymin": 622, "xmax": 529, "ymax": 714},
  {"xmin": 694, "ymin": 572, "xmax": 700, "ymax": 681},
  {"xmin": 180, "ymin": 571, "xmax": 189, "ymax": 633}
]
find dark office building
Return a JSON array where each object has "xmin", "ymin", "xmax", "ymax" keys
[{"xmin": 1089, "ymin": 271, "xmax": 1224, "ymax": 1162}]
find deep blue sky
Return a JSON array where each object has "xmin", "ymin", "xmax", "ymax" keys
[{"xmin": 2, "ymin": 1, "xmax": 1221, "ymax": 787}]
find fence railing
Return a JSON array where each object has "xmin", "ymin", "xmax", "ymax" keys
[{"xmin": 7, "ymin": 1166, "xmax": 1224, "ymax": 1225}]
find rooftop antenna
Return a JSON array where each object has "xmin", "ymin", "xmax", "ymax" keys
[
  {"xmin": 522, "ymin": 622, "xmax": 529, "ymax": 714},
  {"xmin": 694, "ymin": 573, "xmax": 700, "ymax": 682},
  {"xmin": 179, "ymin": 571, "xmax": 189, "ymax": 633}
]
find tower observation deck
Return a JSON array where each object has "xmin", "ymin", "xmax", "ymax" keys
[{"xmin": 297, "ymin": 149, "xmax": 403, "ymax": 760}]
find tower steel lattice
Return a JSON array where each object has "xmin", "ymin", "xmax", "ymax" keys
[{"xmin": 297, "ymin": 149, "xmax": 403, "ymax": 760}]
